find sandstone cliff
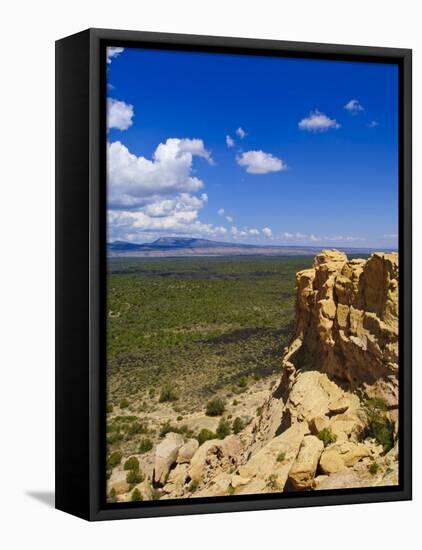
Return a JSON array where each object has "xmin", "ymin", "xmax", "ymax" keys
[{"xmin": 282, "ymin": 249, "xmax": 398, "ymax": 406}]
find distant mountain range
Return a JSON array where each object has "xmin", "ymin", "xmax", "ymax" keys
[{"xmin": 107, "ymin": 237, "xmax": 382, "ymax": 258}]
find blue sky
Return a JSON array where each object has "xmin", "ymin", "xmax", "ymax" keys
[{"xmin": 106, "ymin": 46, "xmax": 398, "ymax": 249}]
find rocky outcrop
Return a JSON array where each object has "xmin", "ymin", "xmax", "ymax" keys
[{"xmin": 281, "ymin": 250, "xmax": 399, "ymax": 406}]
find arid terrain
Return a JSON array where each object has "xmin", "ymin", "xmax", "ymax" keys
[{"xmin": 106, "ymin": 250, "xmax": 399, "ymax": 502}]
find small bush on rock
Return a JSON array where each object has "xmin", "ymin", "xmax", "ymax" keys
[{"xmin": 317, "ymin": 428, "xmax": 337, "ymax": 447}]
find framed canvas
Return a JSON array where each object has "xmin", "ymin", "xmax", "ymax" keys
[{"xmin": 55, "ymin": 28, "xmax": 412, "ymax": 521}]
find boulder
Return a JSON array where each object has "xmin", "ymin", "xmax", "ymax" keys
[
  {"xmin": 319, "ymin": 441, "xmax": 371, "ymax": 474},
  {"xmin": 288, "ymin": 435, "xmax": 324, "ymax": 490},
  {"xmin": 153, "ymin": 432, "xmax": 184, "ymax": 485},
  {"xmin": 238, "ymin": 422, "xmax": 309, "ymax": 493},
  {"xmin": 317, "ymin": 469, "xmax": 368, "ymax": 490},
  {"xmin": 309, "ymin": 415, "xmax": 330, "ymax": 435},
  {"xmin": 177, "ymin": 439, "xmax": 199, "ymax": 464},
  {"xmin": 286, "ymin": 371, "xmax": 343, "ymax": 424},
  {"xmin": 188, "ymin": 435, "xmax": 243, "ymax": 484},
  {"xmin": 163, "ymin": 463, "xmax": 189, "ymax": 496}
]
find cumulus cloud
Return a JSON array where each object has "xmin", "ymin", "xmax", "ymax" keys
[
  {"xmin": 344, "ymin": 98, "xmax": 364, "ymax": 114},
  {"xmin": 218, "ymin": 208, "xmax": 225, "ymax": 216},
  {"xmin": 225, "ymin": 215, "xmax": 233, "ymax": 223},
  {"xmin": 298, "ymin": 110, "xmax": 340, "ymax": 132},
  {"xmin": 226, "ymin": 135, "xmax": 234, "ymax": 148},
  {"xmin": 236, "ymin": 150, "xmax": 287, "ymax": 174},
  {"xmin": 106, "ymin": 137, "xmax": 231, "ymax": 241},
  {"xmin": 107, "ymin": 98, "xmax": 134, "ymax": 131},
  {"xmin": 107, "ymin": 138, "xmax": 213, "ymax": 209},
  {"xmin": 368, "ymin": 120, "xmax": 379, "ymax": 128},
  {"xmin": 236, "ymin": 127, "xmax": 247, "ymax": 139},
  {"xmin": 108, "ymin": 207, "xmax": 228, "ymax": 242},
  {"xmin": 107, "ymin": 47, "xmax": 124, "ymax": 64},
  {"xmin": 262, "ymin": 227, "xmax": 273, "ymax": 238}
]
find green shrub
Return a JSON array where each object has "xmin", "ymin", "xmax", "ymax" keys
[
  {"xmin": 127, "ymin": 421, "xmax": 147, "ymax": 436},
  {"xmin": 148, "ymin": 387, "xmax": 155, "ymax": 397},
  {"xmin": 364, "ymin": 399, "xmax": 394, "ymax": 452},
  {"xmin": 119, "ymin": 398, "xmax": 129, "ymax": 409},
  {"xmin": 159, "ymin": 421, "xmax": 192, "ymax": 438},
  {"xmin": 197, "ymin": 428, "xmax": 217, "ymax": 445},
  {"xmin": 216, "ymin": 417, "xmax": 231, "ymax": 439},
  {"xmin": 159, "ymin": 385, "xmax": 179, "ymax": 403},
  {"xmin": 188, "ymin": 480, "xmax": 199, "ymax": 493},
  {"xmin": 177, "ymin": 415, "xmax": 183, "ymax": 421},
  {"xmin": 107, "ymin": 432, "xmax": 123, "ymax": 445},
  {"xmin": 106, "ymin": 403, "xmax": 113, "ymax": 413},
  {"xmin": 126, "ymin": 469, "xmax": 144, "ymax": 486},
  {"xmin": 206, "ymin": 398, "xmax": 225, "ymax": 417},
  {"xmin": 109, "ymin": 487, "xmax": 117, "ymax": 503},
  {"xmin": 139, "ymin": 438, "xmax": 153, "ymax": 454},
  {"xmin": 238, "ymin": 376, "xmax": 248, "ymax": 388},
  {"xmin": 232, "ymin": 417, "xmax": 245, "ymax": 435},
  {"xmin": 131, "ymin": 488, "xmax": 143, "ymax": 501},
  {"xmin": 107, "ymin": 451, "xmax": 122, "ymax": 468},
  {"xmin": 276, "ymin": 452, "xmax": 286, "ymax": 463},
  {"xmin": 317, "ymin": 428, "xmax": 337, "ymax": 447},
  {"xmin": 369, "ymin": 462, "xmax": 380, "ymax": 476},
  {"xmin": 123, "ymin": 456, "xmax": 139, "ymax": 472}
]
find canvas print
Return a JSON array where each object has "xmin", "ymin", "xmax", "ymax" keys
[{"xmin": 105, "ymin": 46, "xmax": 399, "ymax": 504}]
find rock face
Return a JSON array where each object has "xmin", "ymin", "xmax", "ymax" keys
[{"xmin": 281, "ymin": 250, "xmax": 399, "ymax": 407}]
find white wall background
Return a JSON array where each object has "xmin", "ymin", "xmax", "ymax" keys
[{"xmin": 1, "ymin": 1, "xmax": 419, "ymax": 547}]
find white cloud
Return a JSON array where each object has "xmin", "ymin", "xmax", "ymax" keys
[
  {"xmin": 236, "ymin": 127, "xmax": 247, "ymax": 139},
  {"xmin": 298, "ymin": 110, "xmax": 340, "ymax": 132},
  {"xmin": 226, "ymin": 135, "xmax": 234, "ymax": 148},
  {"xmin": 262, "ymin": 227, "xmax": 273, "ymax": 238},
  {"xmin": 368, "ymin": 120, "xmax": 379, "ymax": 128},
  {"xmin": 383, "ymin": 233, "xmax": 398, "ymax": 239},
  {"xmin": 237, "ymin": 150, "xmax": 287, "ymax": 174},
  {"xmin": 107, "ymin": 98, "xmax": 134, "ymax": 131},
  {"xmin": 344, "ymin": 98, "xmax": 364, "ymax": 113},
  {"xmin": 108, "ymin": 138, "xmax": 213, "ymax": 209},
  {"xmin": 107, "ymin": 47, "xmax": 124, "ymax": 64},
  {"xmin": 225, "ymin": 215, "xmax": 233, "ymax": 223},
  {"xmin": 108, "ymin": 207, "xmax": 228, "ymax": 242},
  {"xmin": 248, "ymin": 228, "xmax": 260, "ymax": 236},
  {"xmin": 218, "ymin": 208, "xmax": 225, "ymax": 216},
  {"xmin": 106, "ymin": 137, "xmax": 232, "ymax": 241}
]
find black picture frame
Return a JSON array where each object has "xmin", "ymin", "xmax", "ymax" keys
[{"xmin": 55, "ymin": 28, "xmax": 412, "ymax": 521}]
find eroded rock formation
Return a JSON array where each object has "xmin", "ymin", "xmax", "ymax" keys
[{"xmin": 283, "ymin": 249, "xmax": 399, "ymax": 406}]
